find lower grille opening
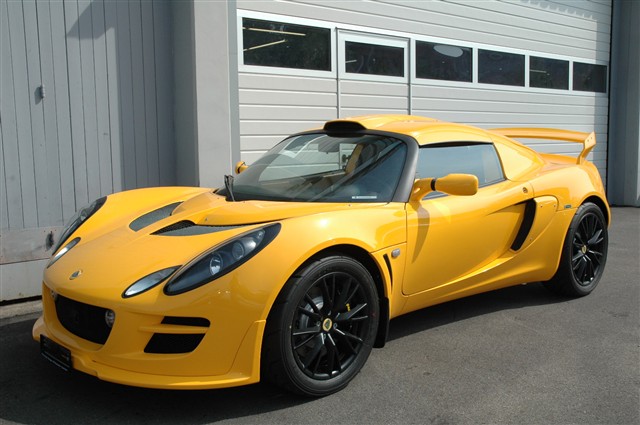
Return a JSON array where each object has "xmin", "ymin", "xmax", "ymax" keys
[
  {"xmin": 55, "ymin": 295, "xmax": 112, "ymax": 344},
  {"xmin": 144, "ymin": 333, "xmax": 205, "ymax": 354},
  {"xmin": 162, "ymin": 316, "xmax": 210, "ymax": 327}
]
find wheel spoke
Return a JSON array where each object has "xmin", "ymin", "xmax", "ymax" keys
[
  {"xmin": 302, "ymin": 334, "xmax": 325, "ymax": 370},
  {"xmin": 293, "ymin": 325, "xmax": 321, "ymax": 337},
  {"xmin": 297, "ymin": 306, "xmax": 321, "ymax": 320},
  {"xmin": 304, "ymin": 294, "xmax": 322, "ymax": 316},
  {"xmin": 336, "ymin": 303, "xmax": 368, "ymax": 323},
  {"xmin": 574, "ymin": 231, "xmax": 585, "ymax": 246},
  {"xmin": 333, "ymin": 277, "xmax": 353, "ymax": 311},
  {"xmin": 325, "ymin": 334, "xmax": 341, "ymax": 375},
  {"xmin": 574, "ymin": 257, "xmax": 587, "ymax": 280},
  {"xmin": 333, "ymin": 329, "xmax": 358, "ymax": 354},
  {"xmin": 294, "ymin": 333, "xmax": 318, "ymax": 350},
  {"xmin": 320, "ymin": 276, "xmax": 335, "ymax": 313},
  {"xmin": 587, "ymin": 251, "xmax": 602, "ymax": 267},
  {"xmin": 335, "ymin": 327, "xmax": 364, "ymax": 344},
  {"xmin": 571, "ymin": 251, "xmax": 583, "ymax": 264},
  {"xmin": 588, "ymin": 229, "xmax": 603, "ymax": 246}
]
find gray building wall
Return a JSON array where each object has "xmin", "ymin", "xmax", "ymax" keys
[
  {"xmin": 0, "ymin": 0, "xmax": 176, "ymax": 300},
  {"xmin": 608, "ymin": 0, "xmax": 640, "ymax": 206}
]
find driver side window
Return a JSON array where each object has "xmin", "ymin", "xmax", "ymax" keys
[{"xmin": 417, "ymin": 143, "xmax": 504, "ymax": 197}]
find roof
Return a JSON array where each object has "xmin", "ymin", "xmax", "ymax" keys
[{"xmin": 324, "ymin": 114, "xmax": 494, "ymax": 145}]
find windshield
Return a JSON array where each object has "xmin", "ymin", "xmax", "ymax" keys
[{"xmin": 220, "ymin": 133, "xmax": 408, "ymax": 202}]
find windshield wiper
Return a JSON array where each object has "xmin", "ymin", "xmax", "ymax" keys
[{"xmin": 224, "ymin": 174, "xmax": 236, "ymax": 202}]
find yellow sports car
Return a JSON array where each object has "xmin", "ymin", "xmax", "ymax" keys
[{"xmin": 33, "ymin": 115, "xmax": 609, "ymax": 396}]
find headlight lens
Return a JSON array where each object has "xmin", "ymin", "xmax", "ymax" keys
[
  {"xmin": 164, "ymin": 223, "xmax": 281, "ymax": 296},
  {"xmin": 47, "ymin": 237, "xmax": 81, "ymax": 268},
  {"xmin": 53, "ymin": 197, "xmax": 106, "ymax": 254},
  {"xmin": 122, "ymin": 266, "xmax": 180, "ymax": 298}
]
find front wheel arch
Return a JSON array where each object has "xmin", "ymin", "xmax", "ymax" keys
[
  {"xmin": 261, "ymin": 253, "xmax": 383, "ymax": 396},
  {"xmin": 295, "ymin": 245, "xmax": 390, "ymax": 347}
]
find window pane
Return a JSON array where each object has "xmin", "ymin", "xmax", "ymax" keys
[
  {"xmin": 222, "ymin": 134, "xmax": 408, "ymax": 203},
  {"xmin": 416, "ymin": 41, "xmax": 472, "ymax": 82},
  {"xmin": 243, "ymin": 18, "xmax": 331, "ymax": 71},
  {"xmin": 479, "ymin": 49, "xmax": 525, "ymax": 86},
  {"xmin": 345, "ymin": 41, "xmax": 404, "ymax": 77},
  {"xmin": 417, "ymin": 144, "xmax": 504, "ymax": 188},
  {"xmin": 530, "ymin": 56, "xmax": 569, "ymax": 89},
  {"xmin": 573, "ymin": 62, "xmax": 607, "ymax": 93}
]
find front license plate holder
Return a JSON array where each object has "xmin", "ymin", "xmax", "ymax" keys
[{"xmin": 40, "ymin": 335, "xmax": 72, "ymax": 372}]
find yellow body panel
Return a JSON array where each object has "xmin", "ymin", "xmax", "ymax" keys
[{"xmin": 33, "ymin": 114, "xmax": 610, "ymax": 390}]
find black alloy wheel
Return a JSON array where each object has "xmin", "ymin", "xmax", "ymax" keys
[
  {"xmin": 570, "ymin": 208, "xmax": 607, "ymax": 286},
  {"xmin": 544, "ymin": 202, "xmax": 608, "ymax": 297},
  {"xmin": 262, "ymin": 256, "xmax": 379, "ymax": 396}
]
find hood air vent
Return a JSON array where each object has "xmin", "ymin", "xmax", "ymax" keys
[
  {"xmin": 130, "ymin": 202, "xmax": 182, "ymax": 231},
  {"xmin": 153, "ymin": 221, "xmax": 242, "ymax": 236}
]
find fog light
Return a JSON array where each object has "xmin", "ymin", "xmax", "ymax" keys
[{"xmin": 104, "ymin": 309, "xmax": 115, "ymax": 328}]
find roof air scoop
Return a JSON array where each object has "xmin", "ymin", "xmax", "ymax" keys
[{"xmin": 323, "ymin": 120, "xmax": 367, "ymax": 132}]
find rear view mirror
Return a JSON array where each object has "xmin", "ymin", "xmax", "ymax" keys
[{"xmin": 410, "ymin": 173, "xmax": 478, "ymax": 202}]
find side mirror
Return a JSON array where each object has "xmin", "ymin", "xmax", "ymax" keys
[
  {"xmin": 410, "ymin": 173, "xmax": 479, "ymax": 202},
  {"xmin": 235, "ymin": 161, "xmax": 248, "ymax": 174}
]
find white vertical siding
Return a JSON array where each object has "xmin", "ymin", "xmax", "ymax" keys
[{"xmin": 0, "ymin": 1, "xmax": 176, "ymax": 277}]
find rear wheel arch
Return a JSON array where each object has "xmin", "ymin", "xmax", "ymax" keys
[
  {"xmin": 544, "ymin": 200, "xmax": 608, "ymax": 297},
  {"xmin": 583, "ymin": 195, "xmax": 610, "ymax": 225}
]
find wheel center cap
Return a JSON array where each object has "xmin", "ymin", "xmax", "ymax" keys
[
  {"xmin": 581, "ymin": 245, "xmax": 588, "ymax": 254},
  {"xmin": 322, "ymin": 318, "xmax": 333, "ymax": 332}
]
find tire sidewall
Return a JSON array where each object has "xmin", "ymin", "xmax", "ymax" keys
[{"xmin": 563, "ymin": 203, "xmax": 608, "ymax": 296}]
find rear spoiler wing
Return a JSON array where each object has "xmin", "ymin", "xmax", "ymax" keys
[{"xmin": 489, "ymin": 128, "xmax": 596, "ymax": 164}]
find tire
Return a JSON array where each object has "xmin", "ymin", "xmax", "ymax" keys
[
  {"xmin": 544, "ymin": 202, "xmax": 608, "ymax": 297},
  {"xmin": 261, "ymin": 255, "xmax": 379, "ymax": 396}
]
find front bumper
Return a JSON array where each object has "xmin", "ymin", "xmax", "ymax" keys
[{"xmin": 32, "ymin": 282, "xmax": 266, "ymax": 389}]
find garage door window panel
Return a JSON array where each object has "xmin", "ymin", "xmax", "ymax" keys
[
  {"xmin": 416, "ymin": 41, "xmax": 472, "ymax": 82},
  {"xmin": 345, "ymin": 41, "xmax": 404, "ymax": 77},
  {"xmin": 530, "ymin": 56, "xmax": 569, "ymax": 90},
  {"xmin": 242, "ymin": 18, "xmax": 331, "ymax": 71},
  {"xmin": 573, "ymin": 62, "xmax": 607, "ymax": 93},
  {"xmin": 479, "ymin": 49, "xmax": 525, "ymax": 87}
]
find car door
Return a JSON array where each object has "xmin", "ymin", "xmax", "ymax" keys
[{"xmin": 403, "ymin": 142, "xmax": 533, "ymax": 296}]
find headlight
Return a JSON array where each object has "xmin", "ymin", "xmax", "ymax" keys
[
  {"xmin": 164, "ymin": 224, "xmax": 281, "ymax": 295},
  {"xmin": 122, "ymin": 266, "xmax": 180, "ymax": 298},
  {"xmin": 53, "ymin": 197, "xmax": 106, "ymax": 254}
]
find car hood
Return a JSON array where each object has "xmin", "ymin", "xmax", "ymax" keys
[
  {"xmin": 44, "ymin": 188, "xmax": 387, "ymax": 299},
  {"xmin": 173, "ymin": 191, "xmax": 383, "ymax": 226}
]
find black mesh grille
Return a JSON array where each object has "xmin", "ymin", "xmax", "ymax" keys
[
  {"xmin": 153, "ymin": 220, "xmax": 196, "ymax": 234},
  {"xmin": 55, "ymin": 295, "xmax": 112, "ymax": 345},
  {"xmin": 153, "ymin": 221, "xmax": 241, "ymax": 236},
  {"xmin": 144, "ymin": 333, "xmax": 205, "ymax": 354}
]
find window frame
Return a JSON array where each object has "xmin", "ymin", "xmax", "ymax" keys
[
  {"xmin": 529, "ymin": 56, "xmax": 570, "ymax": 90},
  {"xmin": 338, "ymin": 31, "xmax": 409, "ymax": 83},
  {"xmin": 237, "ymin": 11, "xmax": 337, "ymax": 78},
  {"xmin": 415, "ymin": 40, "xmax": 473, "ymax": 83}
]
